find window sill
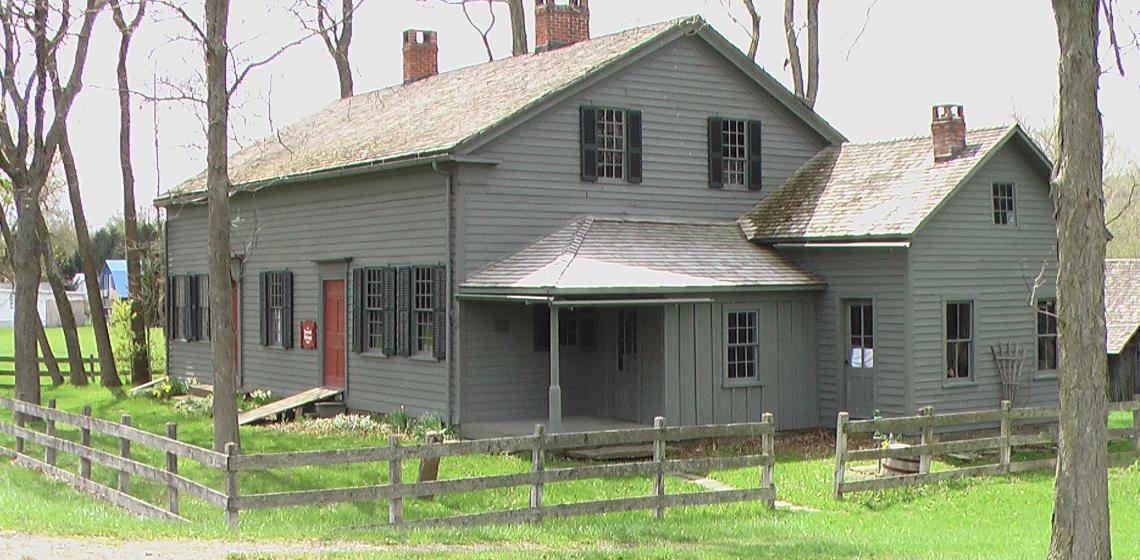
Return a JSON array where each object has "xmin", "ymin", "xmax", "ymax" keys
[
  {"xmin": 723, "ymin": 378, "xmax": 762, "ymax": 389},
  {"xmin": 410, "ymin": 354, "xmax": 442, "ymax": 363},
  {"xmin": 941, "ymin": 377, "xmax": 976, "ymax": 388},
  {"xmin": 1035, "ymin": 369, "xmax": 1058, "ymax": 380},
  {"xmin": 357, "ymin": 351, "xmax": 389, "ymax": 360}
]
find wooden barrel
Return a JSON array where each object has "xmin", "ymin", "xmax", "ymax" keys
[{"xmin": 880, "ymin": 442, "xmax": 920, "ymax": 476}]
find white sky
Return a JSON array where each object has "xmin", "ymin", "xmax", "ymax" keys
[{"xmin": 63, "ymin": 0, "xmax": 1139, "ymax": 227}]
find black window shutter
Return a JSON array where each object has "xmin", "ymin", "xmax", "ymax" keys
[
  {"xmin": 432, "ymin": 266, "xmax": 447, "ymax": 360},
  {"xmin": 533, "ymin": 304, "xmax": 551, "ymax": 351},
  {"xmin": 181, "ymin": 276, "xmax": 193, "ymax": 342},
  {"xmin": 626, "ymin": 110, "xmax": 643, "ymax": 184},
  {"xmin": 382, "ymin": 267, "xmax": 397, "ymax": 355},
  {"xmin": 165, "ymin": 275, "xmax": 174, "ymax": 340},
  {"xmin": 351, "ymin": 268, "xmax": 364, "ymax": 353},
  {"xmin": 258, "ymin": 271, "xmax": 269, "ymax": 346},
  {"xmin": 187, "ymin": 275, "xmax": 200, "ymax": 342},
  {"xmin": 708, "ymin": 118, "xmax": 724, "ymax": 189},
  {"xmin": 747, "ymin": 120, "xmax": 763, "ymax": 191},
  {"xmin": 396, "ymin": 267, "xmax": 411, "ymax": 356},
  {"xmin": 281, "ymin": 271, "xmax": 294, "ymax": 349},
  {"xmin": 580, "ymin": 106, "xmax": 598, "ymax": 182},
  {"xmin": 201, "ymin": 274, "xmax": 211, "ymax": 341}
]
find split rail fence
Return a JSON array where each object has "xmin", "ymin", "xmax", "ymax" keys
[
  {"xmin": 0, "ymin": 395, "xmax": 776, "ymax": 528},
  {"xmin": 0, "ymin": 355, "xmax": 103, "ymax": 387},
  {"xmin": 833, "ymin": 397, "xmax": 1140, "ymax": 498}
]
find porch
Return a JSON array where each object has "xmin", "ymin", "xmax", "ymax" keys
[{"xmin": 461, "ymin": 415, "xmax": 645, "ymax": 439}]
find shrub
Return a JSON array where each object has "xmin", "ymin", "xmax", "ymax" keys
[
  {"xmin": 174, "ymin": 395, "xmax": 213, "ymax": 417},
  {"xmin": 108, "ymin": 298, "xmax": 167, "ymax": 375},
  {"xmin": 147, "ymin": 376, "xmax": 191, "ymax": 401},
  {"xmin": 413, "ymin": 412, "xmax": 447, "ymax": 439},
  {"xmin": 384, "ymin": 406, "xmax": 409, "ymax": 433},
  {"xmin": 270, "ymin": 414, "xmax": 389, "ymax": 436},
  {"xmin": 246, "ymin": 389, "xmax": 274, "ymax": 408}
]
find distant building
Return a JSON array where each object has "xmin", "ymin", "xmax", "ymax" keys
[
  {"xmin": 0, "ymin": 283, "xmax": 88, "ymax": 328},
  {"xmin": 99, "ymin": 259, "xmax": 129, "ymax": 303}
]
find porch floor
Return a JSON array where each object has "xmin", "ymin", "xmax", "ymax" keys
[{"xmin": 461, "ymin": 416, "xmax": 645, "ymax": 439}]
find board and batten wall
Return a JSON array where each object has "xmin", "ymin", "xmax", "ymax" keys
[
  {"xmin": 662, "ymin": 293, "xmax": 817, "ymax": 431},
  {"xmin": 454, "ymin": 34, "xmax": 832, "ymax": 282},
  {"xmin": 165, "ymin": 167, "xmax": 451, "ymax": 417},
  {"xmin": 778, "ymin": 248, "xmax": 909, "ymax": 424},
  {"xmin": 909, "ymin": 141, "xmax": 1058, "ymax": 413}
]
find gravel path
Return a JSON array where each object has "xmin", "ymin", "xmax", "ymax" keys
[{"xmin": 0, "ymin": 531, "xmax": 552, "ymax": 559}]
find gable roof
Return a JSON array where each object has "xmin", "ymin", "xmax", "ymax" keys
[
  {"xmin": 460, "ymin": 217, "xmax": 823, "ymax": 295},
  {"xmin": 738, "ymin": 125, "xmax": 1050, "ymax": 242},
  {"xmin": 101, "ymin": 259, "xmax": 128, "ymax": 294},
  {"xmin": 1106, "ymin": 258, "xmax": 1140, "ymax": 354},
  {"xmin": 156, "ymin": 16, "xmax": 844, "ymax": 205}
]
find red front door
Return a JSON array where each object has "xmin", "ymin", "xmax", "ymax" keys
[{"xmin": 322, "ymin": 280, "xmax": 346, "ymax": 388}]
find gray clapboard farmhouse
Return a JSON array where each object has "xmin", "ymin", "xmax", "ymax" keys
[{"xmin": 156, "ymin": 5, "xmax": 1060, "ymax": 437}]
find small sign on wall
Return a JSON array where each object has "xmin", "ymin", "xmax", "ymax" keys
[{"xmin": 300, "ymin": 320, "xmax": 317, "ymax": 350}]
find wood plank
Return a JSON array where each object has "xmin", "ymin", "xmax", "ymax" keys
[
  {"xmin": 127, "ymin": 376, "xmax": 169, "ymax": 397},
  {"xmin": 840, "ymin": 463, "xmax": 1003, "ymax": 493},
  {"xmin": 846, "ymin": 407, "xmax": 1058, "ymax": 434},
  {"xmin": 0, "ymin": 397, "xmax": 226, "ymax": 468},
  {"xmin": 845, "ymin": 437, "xmax": 1004, "ymax": 462},
  {"xmin": 237, "ymin": 387, "xmax": 343, "ymax": 426},
  {"xmin": 11, "ymin": 454, "xmax": 188, "ymax": 522},
  {"xmin": 1008, "ymin": 458, "xmax": 1056, "ymax": 473},
  {"xmin": 1108, "ymin": 427, "xmax": 1136, "ymax": 440}
]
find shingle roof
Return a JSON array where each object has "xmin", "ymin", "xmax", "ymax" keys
[
  {"xmin": 1106, "ymin": 259, "xmax": 1140, "ymax": 354},
  {"xmin": 460, "ymin": 217, "xmax": 823, "ymax": 294},
  {"xmin": 158, "ymin": 18, "xmax": 697, "ymax": 202},
  {"xmin": 738, "ymin": 126, "xmax": 1034, "ymax": 242}
]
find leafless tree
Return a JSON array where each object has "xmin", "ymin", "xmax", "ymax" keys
[
  {"xmin": 0, "ymin": 203, "xmax": 65, "ymax": 385},
  {"xmin": 110, "ymin": 0, "xmax": 152, "ymax": 385},
  {"xmin": 432, "ymin": 0, "xmax": 528, "ymax": 60},
  {"xmin": 717, "ymin": 0, "xmax": 761, "ymax": 60},
  {"xmin": 35, "ymin": 209, "xmax": 81, "ymax": 385},
  {"xmin": 290, "ymin": 0, "xmax": 361, "ymax": 98},
  {"xmin": 1047, "ymin": 0, "xmax": 1114, "ymax": 557},
  {"xmin": 0, "ymin": 0, "xmax": 105, "ymax": 406},
  {"xmin": 783, "ymin": 0, "xmax": 820, "ymax": 109}
]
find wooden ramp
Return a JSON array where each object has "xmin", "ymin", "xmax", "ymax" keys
[{"xmin": 238, "ymin": 386, "xmax": 343, "ymax": 426}]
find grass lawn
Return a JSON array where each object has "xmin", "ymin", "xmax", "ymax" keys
[
  {"xmin": 1, "ymin": 384, "xmax": 1139, "ymax": 559},
  {"xmin": 0, "ymin": 325, "xmax": 166, "ymax": 376}
]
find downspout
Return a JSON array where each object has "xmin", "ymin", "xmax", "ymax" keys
[
  {"xmin": 431, "ymin": 161, "xmax": 456, "ymax": 425},
  {"xmin": 163, "ymin": 212, "xmax": 171, "ymax": 379}
]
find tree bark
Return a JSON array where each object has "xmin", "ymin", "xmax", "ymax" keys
[
  {"xmin": 111, "ymin": 0, "xmax": 151, "ymax": 385},
  {"xmin": 332, "ymin": 0, "xmax": 354, "ymax": 98},
  {"xmin": 507, "ymin": 0, "xmax": 527, "ymax": 56},
  {"xmin": 1048, "ymin": 0, "xmax": 1111, "ymax": 558},
  {"xmin": 59, "ymin": 128, "xmax": 121, "ymax": 389},
  {"xmin": 35, "ymin": 318, "xmax": 63, "ymax": 385},
  {"xmin": 206, "ymin": 0, "xmax": 240, "ymax": 452},
  {"xmin": 12, "ymin": 179, "xmax": 44, "ymax": 406},
  {"xmin": 783, "ymin": 0, "xmax": 804, "ymax": 100},
  {"xmin": 36, "ymin": 212, "xmax": 84, "ymax": 385},
  {"xmin": 741, "ymin": 0, "xmax": 760, "ymax": 61},
  {"xmin": 804, "ymin": 0, "xmax": 819, "ymax": 109}
]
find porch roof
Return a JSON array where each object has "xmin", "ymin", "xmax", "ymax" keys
[
  {"xmin": 460, "ymin": 216, "xmax": 824, "ymax": 295},
  {"xmin": 1106, "ymin": 258, "xmax": 1140, "ymax": 355}
]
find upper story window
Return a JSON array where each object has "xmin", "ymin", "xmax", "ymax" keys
[
  {"xmin": 708, "ymin": 117, "xmax": 762, "ymax": 191},
  {"xmin": 726, "ymin": 309, "xmax": 759, "ymax": 383},
  {"xmin": 1036, "ymin": 299, "xmax": 1058, "ymax": 370},
  {"xmin": 945, "ymin": 301, "xmax": 973, "ymax": 379},
  {"xmin": 992, "ymin": 182, "xmax": 1016, "ymax": 225},
  {"xmin": 259, "ymin": 270, "xmax": 293, "ymax": 348},
  {"xmin": 580, "ymin": 106, "xmax": 642, "ymax": 184}
]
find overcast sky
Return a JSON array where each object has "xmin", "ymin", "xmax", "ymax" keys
[{"xmin": 63, "ymin": 0, "xmax": 1138, "ymax": 227}]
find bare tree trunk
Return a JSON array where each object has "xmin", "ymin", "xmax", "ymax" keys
[
  {"xmin": 741, "ymin": 0, "xmax": 760, "ymax": 61},
  {"xmin": 332, "ymin": 0, "xmax": 354, "ymax": 98},
  {"xmin": 804, "ymin": 0, "xmax": 819, "ymax": 109},
  {"xmin": 206, "ymin": 0, "xmax": 240, "ymax": 452},
  {"xmin": 1048, "ymin": 0, "xmax": 1111, "ymax": 558},
  {"xmin": 783, "ymin": 0, "xmax": 804, "ymax": 100},
  {"xmin": 507, "ymin": 0, "xmax": 527, "ymax": 56},
  {"xmin": 59, "ymin": 129, "xmax": 121, "ymax": 389},
  {"xmin": 36, "ymin": 213, "xmax": 83, "ymax": 385},
  {"xmin": 111, "ymin": 0, "xmax": 151, "ymax": 385},
  {"xmin": 12, "ymin": 181, "xmax": 44, "ymax": 406},
  {"xmin": 35, "ymin": 318, "xmax": 63, "ymax": 385}
]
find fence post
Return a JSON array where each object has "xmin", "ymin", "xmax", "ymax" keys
[
  {"xmin": 224, "ymin": 442, "xmax": 240, "ymax": 528},
  {"xmin": 165, "ymin": 423, "xmax": 179, "ymax": 516},
  {"xmin": 529, "ymin": 423, "xmax": 545, "ymax": 522},
  {"xmin": 14, "ymin": 403, "xmax": 24, "ymax": 456},
  {"xmin": 388, "ymin": 435, "xmax": 403, "ymax": 525},
  {"xmin": 652, "ymin": 416, "xmax": 666, "ymax": 519},
  {"xmin": 44, "ymin": 399, "xmax": 56, "ymax": 467},
  {"xmin": 118, "ymin": 414, "xmax": 131, "ymax": 494},
  {"xmin": 999, "ymin": 400, "xmax": 1012, "ymax": 473},
  {"xmin": 416, "ymin": 431, "xmax": 443, "ymax": 501},
  {"xmin": 761, "ymin": 412, "xmax": 775, "ymax": 508},
  {"xmin": 1132, "ymin": 394, "xmax": 1140, "ymax": 455},
  {"xmin": 917, "ymin": 406, "xmax": 933, "ymax": 475},
  {"xmin": 833, "ymin": 412, "xmax": 848, "ymax": 499},
  {"xmin": 79, "ymin": 404, "xmax": 91, "ymax": 479}
]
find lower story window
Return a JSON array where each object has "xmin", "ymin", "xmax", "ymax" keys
[
  {"xmin": 726, "ymin": 310, "xmax": 759, "ymax": 381},
  {"xmin": 364, "ymin": 268, "xmax": 386, "ymax": 352},
  {"xmin": 946, "ymin": 301, "xmax": 973, "ymax": 379},
  {"xmin": 266, "ymin": 271, "xmax": 286, "ymax": 347},
  {"xmin": 1037, "ymin": 299, "xmax": 1058, "ymax": 370},
  {"xmin": 173, "ymin": 275, "xmax": 189, "ymax": 340},
  {"xmin": 413, "ymin": 266, "xmax": 434, "ymax": 355}
]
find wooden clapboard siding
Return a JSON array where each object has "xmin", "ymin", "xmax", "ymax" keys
[
  {"xmin": 166, "ymin": 168, "xmax": 450, "ymax": 418},
  {"xmin": 909, "ymin": 141, "xmax": 1058, "ymax": 413},
  {"xmin": 779, "ymin": 248, "xmax": 909, "ymax": 424},
  {"xmin": 453, "ymin": 36, "xmax": 831, "ymax": 281},
  {"xmin": 661, "ymin": 294, "xmax": 815, "ymax": 431}
]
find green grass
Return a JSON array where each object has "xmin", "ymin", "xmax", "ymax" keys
[{"xmin": 2, "ymin": 384, "xmax": 1140, "ymax": 559}]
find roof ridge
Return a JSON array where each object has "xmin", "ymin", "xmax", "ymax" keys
[
  {"xmin": 590, "ymin": 216, "xmax": 736, "ymax": 226},
  {"xmin": 841, "ymin": 124, "xmax": 1014, "ymax": 148},
  {"xmin": 547, "ymin": 216, "xmax": 594, "ymax": 289}
]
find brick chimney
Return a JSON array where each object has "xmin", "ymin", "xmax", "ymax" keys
[
  {"xmin": 931, "ymin": 104, "xmax": 967, "ymax": 162},
  {"xmin": 403, "ymin": 29, "xmax": 438, "ymax": 84},
  {"xmin": 535, "ymin": 0, "xmax": 590, "ymax": 53}
]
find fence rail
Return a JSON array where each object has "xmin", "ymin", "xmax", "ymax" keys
[
  {"xmin": 0, "ymin": 396, "xmax": 777, "ymax": 528},
  {"xmin": 0, "ymin": 355, "xmax": 102, "ymax": 385},
  {"xmin": 833, "ymin": 397, "xmax": 1140, "ymax": 498}
]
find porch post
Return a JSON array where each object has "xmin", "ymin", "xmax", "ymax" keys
[{"xmin": 548, "ymin": 304, "xmax": 562, "ymax": 432}]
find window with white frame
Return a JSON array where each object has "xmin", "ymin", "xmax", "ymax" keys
[
  {"xmin": 364, "ymin": 268, "xmax": 385, "ymax": 352},
  {"xmin": 726, "ymin": 310, "xmax": 759, "ymax": 381},
  {"xmin": 721, "ymin": 119, "xmax": 748, "ymax": 187},
  {"xmin": 413, "ymin": 267, "xmax": 434, "ymax": 355},
  {"xmin": 265, "ymin": 272, "xmax": 287, "ymax": 346},
  {"xmin": 848, "ymin": 302, "xmax": 874, "ymax": 368},
  {"xmin": 1037, "ymin": 299, "xmax": 1058, "ymax": 370},
  {"xmin": 992, "ymin": 182, "xmax": 1015, "ymax": 225},
  {"xmin": 946, "ymin": 301, "xmax": 973, "ymax": 379},
  {"xmin": 596, "ymin": 108, "xmax": 626, "ymax": 180}
]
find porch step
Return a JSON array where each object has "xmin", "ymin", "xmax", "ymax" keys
[{"xmin": 238, "ymin": 386, "xmax": 344, "ymax": 426}]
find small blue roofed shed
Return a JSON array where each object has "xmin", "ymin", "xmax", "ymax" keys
[{"xmin": 99, "ymin": 259, "xmax": 128, "ymax": 301}]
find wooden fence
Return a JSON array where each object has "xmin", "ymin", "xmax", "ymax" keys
[
  {"xmin": 0, "ymin": 396, "xmax": 776, "ymax": 528},
  {"xmin": 0, "ymin": 355, "xmax": 102, "ymax": 386},
  {"xmin": 832, "ymin": 397, "xmax": 1140, "ymax": 498}
]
